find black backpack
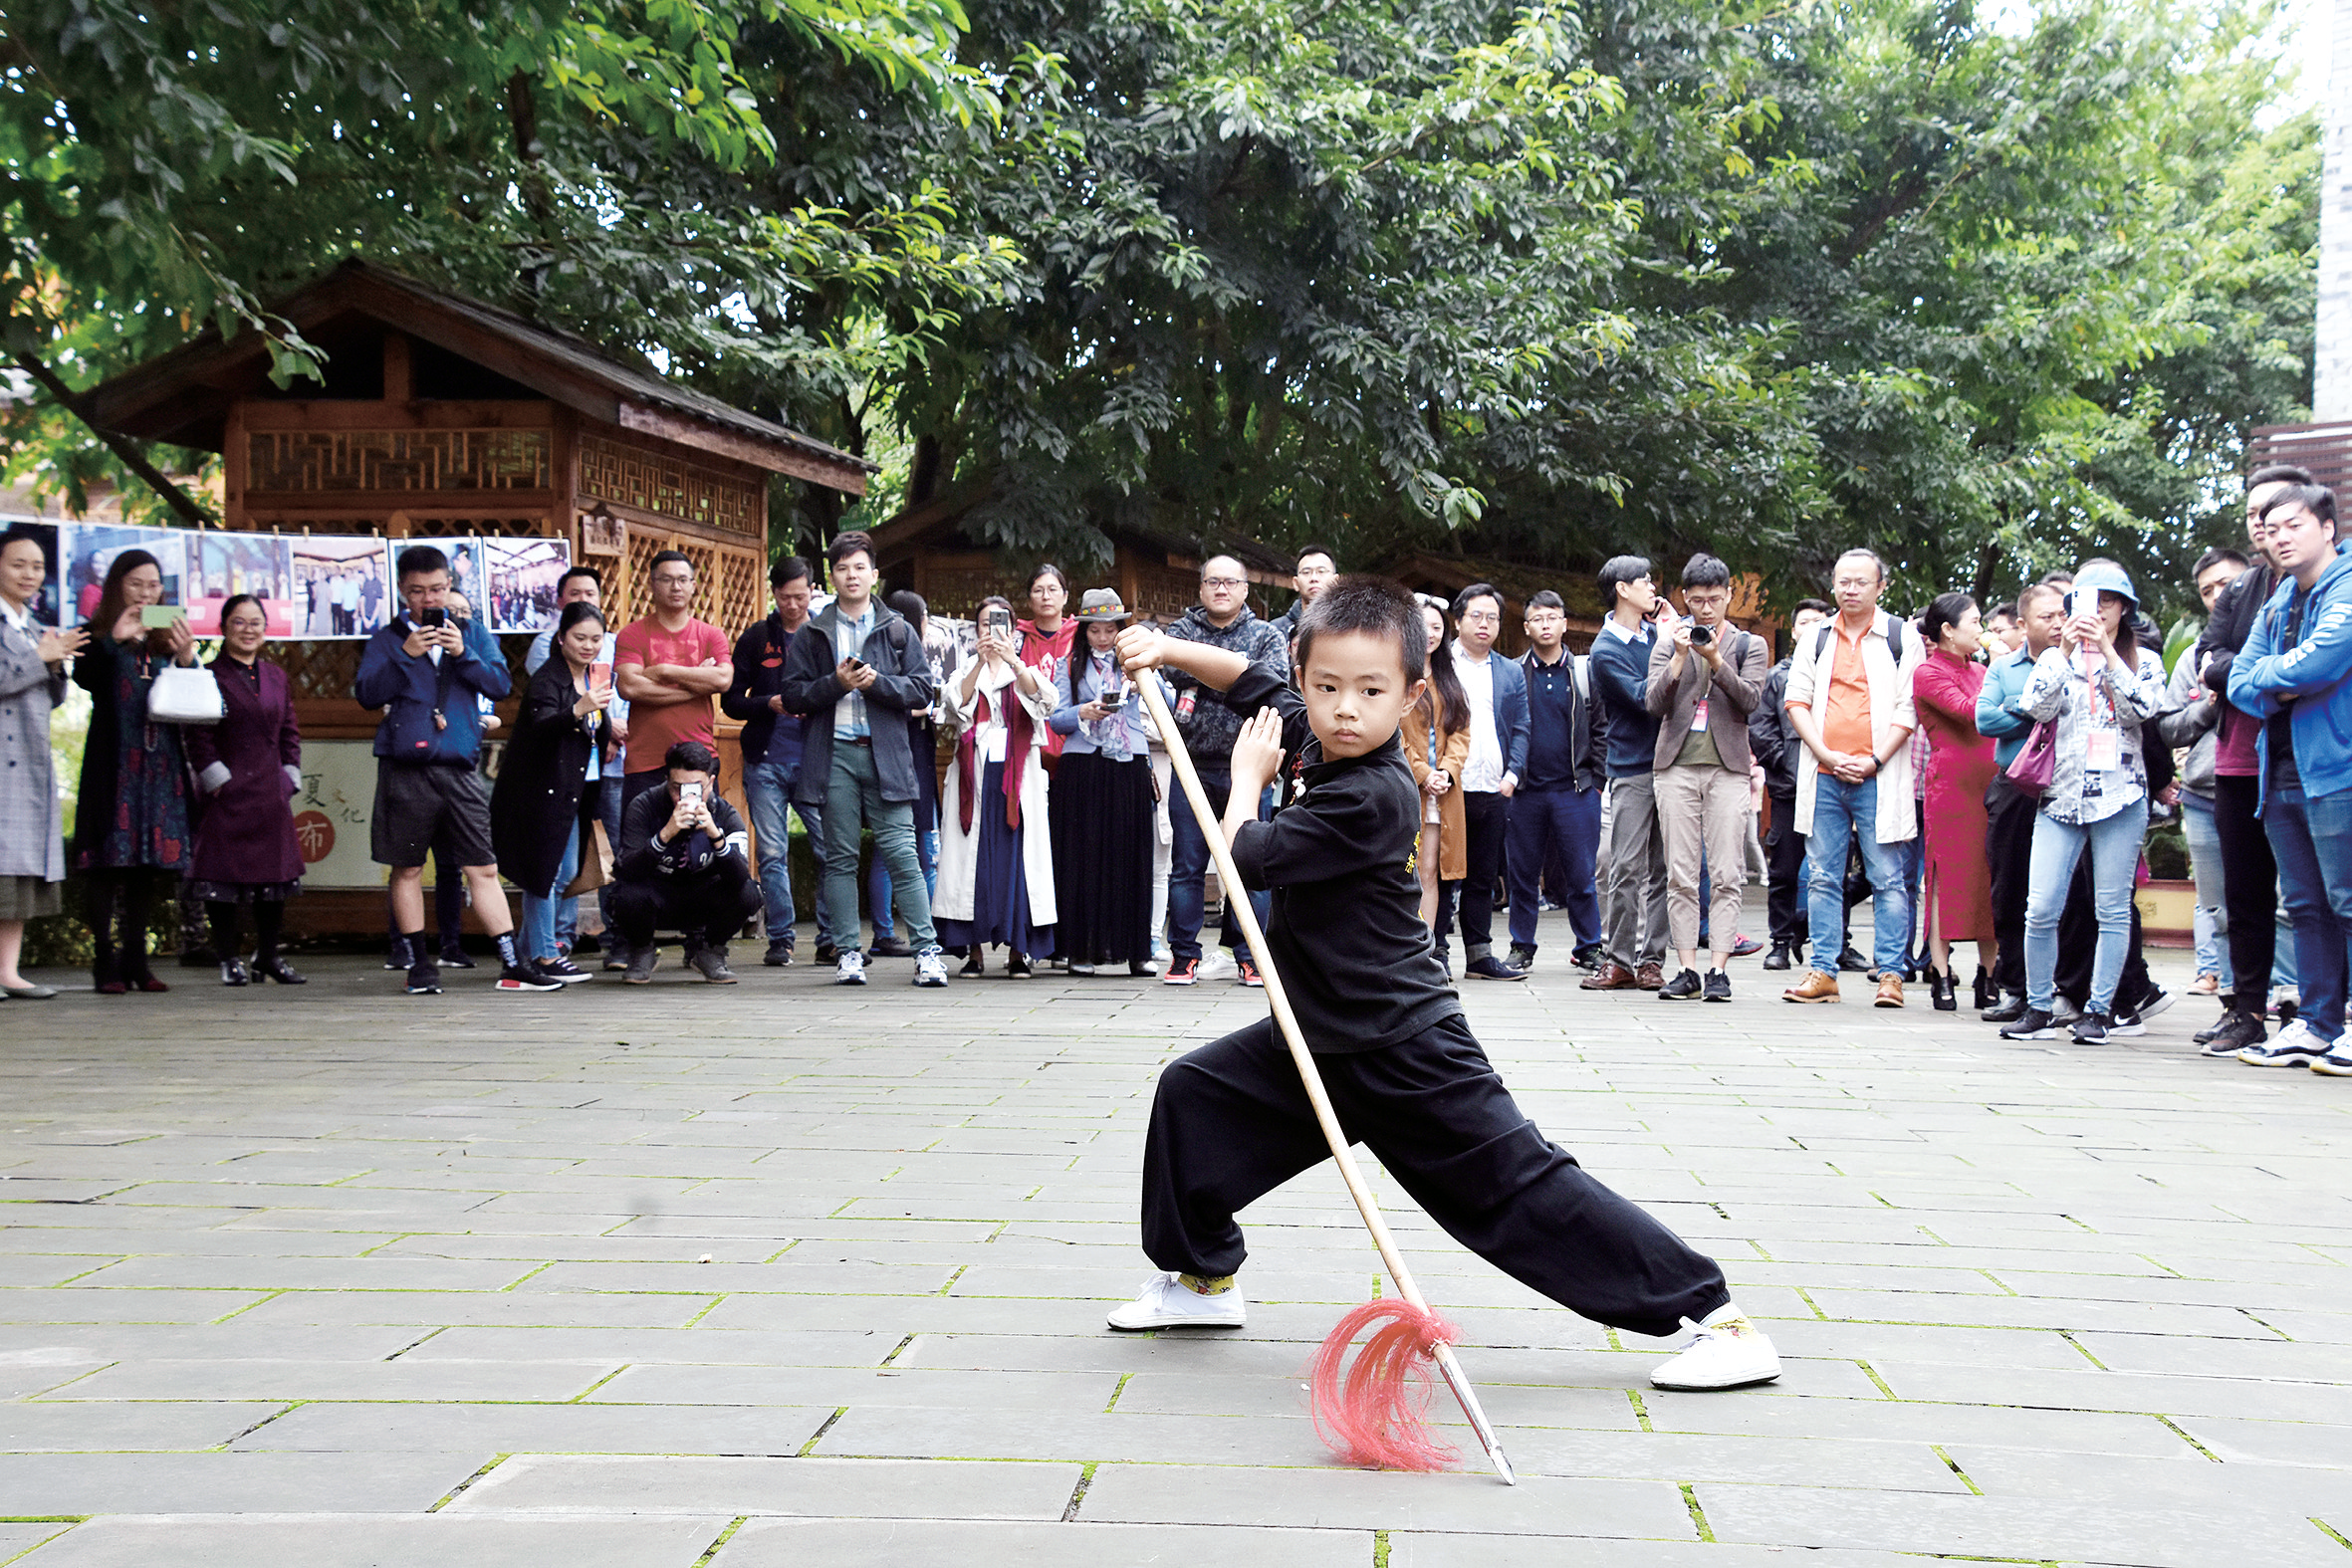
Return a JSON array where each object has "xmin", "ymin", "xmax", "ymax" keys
[{"xmin": 1810, "ymin": 618, "xmax": 1905, "ymax": 666}]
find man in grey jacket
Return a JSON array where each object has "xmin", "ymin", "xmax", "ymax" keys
[
  {"xmin": 1160, "ymin": 555, "xmax": 1291, "ymax": 987},
  {"xmin": 779, "ymin": 531, "xmax": 947, "ymax": 989}
]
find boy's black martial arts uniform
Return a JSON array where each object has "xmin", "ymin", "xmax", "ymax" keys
[{"xmin": 1139, "ymin": 658, "xmax": 1733, "ymax": 1340}]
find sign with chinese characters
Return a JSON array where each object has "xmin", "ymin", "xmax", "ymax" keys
[{"xmin": 289, "ymin": 741, "xmax": 388, "ymax": 889}]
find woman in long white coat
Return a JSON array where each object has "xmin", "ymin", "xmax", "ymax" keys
[{"xmin": 935, "ymin": 594, "xmax": 1057, "ymax": 977}]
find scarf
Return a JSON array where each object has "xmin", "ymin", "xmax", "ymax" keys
[{"xmin": 956, "ymin": 658, "xmax": 1034, "ymax": 833}]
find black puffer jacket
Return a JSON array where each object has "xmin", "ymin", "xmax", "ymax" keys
[
  {"xmin": 1163, "ymin": 604, "xmax": 1291, "ymax": 768},
  {"xmin": 2194, "ymin": 560, "xmax": 2277, "ymax": 701}
]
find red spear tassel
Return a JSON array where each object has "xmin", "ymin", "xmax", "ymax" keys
[{"xmin": 1306, "ymin": 1297, "xmax": 1464, "ymax": 1471}]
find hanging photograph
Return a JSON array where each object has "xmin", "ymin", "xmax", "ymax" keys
[
  {"xmin": 62, "ymin": 524, "xmax": 185, "ymax": 626},
  {"xmin": 481, "ymin": 536, "xmax": 571, "ymax": 633},
  {"xmin": 185, "ymin": 531, "xmax": 296, "ymax": 637},
  {"xmin": 289, "ymin": 535, "xmax": 390, "ymax": 639},
  {"xmin": 0, "ymin": 518, "xmax": 64, "ymax": 626}
]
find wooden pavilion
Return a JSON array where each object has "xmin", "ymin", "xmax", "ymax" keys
[{"xmin": 81, "ymin": 259, "xmax": 871, "ymax": 934}]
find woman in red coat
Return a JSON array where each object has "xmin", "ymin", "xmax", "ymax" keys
[
  {"xmin": 184, "ymin": 594, "xmax": 306, "ymax": 986},
  {"xmin": 1912, "ymin": 592, "xmax": 1999, "ymax": 1010}
]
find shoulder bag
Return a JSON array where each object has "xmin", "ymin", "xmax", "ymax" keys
[
  {"xmin": 148, "ymin": 662, "xmax": 225, "ymax": 726},
  {"xmin": 2005, "ymin": 720, "xmax": 2057, "ymax": 797}
]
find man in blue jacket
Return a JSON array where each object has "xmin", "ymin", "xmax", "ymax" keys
[
  {"xmin": 1581, "ymin": 557, "xmax": 1669, "ymax": 991},
  {"xmin": 1973, "ymin": 582, "xmax": 2065, "ymax": 1020},
  {"xmin": 1446, "ymin": 583, "xmax": 1529, "ymax": 980},
  {"xmin": 2226, "ymin": 483, "xmax": 2352, "ymax": 1075},
  {"xmin": 356, "ymin": 544, "xmax": 554, "ymax": 997},
  {"xmin": 1508, "ymin": 589, "xmax": 1606, "ymax": 972}
]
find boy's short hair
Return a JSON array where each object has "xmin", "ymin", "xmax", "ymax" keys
[
  {"xmin": 1295, "ymin": 575, "xmax": 1428, "ymax": 683},
  {"xmin": 829, "ymin": 531, "xmax": 877, "ymax": 569},
  {"xmin": 1682, "ymin": 553, "xmax": 1733, "ymax": 589},
  {"xmin": 770, "ymin": 555, "xmax": 812, "ymax": 589},
  {"xmin": 2261, "ymin": 482, "xmax": 2339, "ymax": 534},
  {"xmin": 396, "ymin": 545, "xmax": 449, "ymax": 581},
  {"xmin": 1598, "ymin": 555, "xmax": 1651, "ymax": 607},
  {"xmin": 665, "ymin": 740, "xmax": 720, "ymax": 776},
  {"xmin": 1526, "ymin": 589, "xmax": 1565, "ymax": 613}
]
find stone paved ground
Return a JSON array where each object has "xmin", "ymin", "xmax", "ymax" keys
[{"xmin": 1, "ymin": 919, "xmax": 2349, "ymax": 1567}]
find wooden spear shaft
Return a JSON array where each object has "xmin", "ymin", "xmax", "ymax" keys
[{"xmin": 1136, "ymin": 674, "xmax": 1516, "ymax": 1485}]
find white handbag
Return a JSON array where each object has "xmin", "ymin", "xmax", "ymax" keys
[{"xmin": 147, "ymin": 663, "xmax": 225, "ymax": 726}]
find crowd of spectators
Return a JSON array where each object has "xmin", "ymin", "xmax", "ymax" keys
[{"xmin": 5, "ymin": 485, "xmax": 2350, "ymax": 1081}]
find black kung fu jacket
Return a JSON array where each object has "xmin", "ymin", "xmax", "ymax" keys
[{"xmin": 1219, "ymin": 658, "xmax": 1463, "ymax": 1053}]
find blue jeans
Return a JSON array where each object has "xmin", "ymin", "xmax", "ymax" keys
[
  {"xmin": 2182, "ymin": 793, "xmax": 2227, "ymax": 987},
  {"xmin": 869, "ymin": 829, "xmax": 938, "ymax": 943},
  {"xmin": 743, "ymin": 759, "xmax": 829, "ymax": 948},
  {"xmin": 1506, "ymin": 785, "xmax": 1601, "ymax": 953},
  {"xmin": 2266, "ymin": 785, "xmax": 2352, "ymax": 1044},
  {"xmin": 1168, "ymin": 768, "xmax": 1273, "ymax": 961},
  {"xmin": 521, "ymin": 822, "xmax": 583, "ymax": 964},
  {"xmin": 554, "ymin": 775, "xmax": 620, "ymax": 951},
  {"xmin": 823, "ymin": 742, "xmax": 934, "ymax": 953},
  {"xmin": 1803, "ymin": 777, "xmax": 1910, "ymax": 979},
  {"xmin": 2024, "ymin": 800, "xmax": 2147, "ymax": 1016}
]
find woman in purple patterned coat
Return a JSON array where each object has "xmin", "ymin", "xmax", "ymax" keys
[{"xmin": 184, "ymin": 594, "xmax": 306, "ymax": 986}]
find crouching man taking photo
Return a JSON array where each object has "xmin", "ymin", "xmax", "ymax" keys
[{"xmin": 608, "ymin": 741, "xmax": 764, "ymax": 985}]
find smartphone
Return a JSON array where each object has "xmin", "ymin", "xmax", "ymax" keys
[
  {"xmin": 418, "ymin": 606, "xmax": 447, "ymax": 629},
  {"xmin": 1100, "ymin": 690, "xmax": 1126, "ymax": 711},
  {"xmin": 139, "ymin": 605, "xmax": 184, "ymax": 629},
  {"xmin": 680, "ymin": 782, "xmax": 706, "ymax": 806},
  {"xmin": 2063, "ymin": 590, "xmax": 2080, "ymax": 622},
  {"xmin": 985, "ymin": 608, "xmax": 1014, "ymax": 637},
  {"xmin": 589, "ymin": 661, "xmax": 611, "ymax": 690}
]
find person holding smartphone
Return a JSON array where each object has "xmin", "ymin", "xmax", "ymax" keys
[
  {"xmin": 73, "ymin": 549, "xmax": 197, "ymax": 995},
  {"xmin": 495, "ymin": 600, "xmax": 618, "ymax": 983},
  {"xmin": 937, "ymin": 594, "xmax": 1058, "ymax": 976},
  {"xmin": 1046, "ymin": 589, "xmax": 1169, "ymax": 976},
  {"xmin": 606, "ymin": 741, "xmax": 763, "ymax": 984}
]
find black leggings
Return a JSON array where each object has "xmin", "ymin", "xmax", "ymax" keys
[
  {"xmin": 2213, "ymin": 774, "xmax": 2277, "ymax": 1019},
  {"xmin": 1139, "ymin": 1013, "xmax": 1731, "ymax": 1339},
  {"xmin": 84, "ymin": 869, "xmax": 161, "ymax": 982},
  {"xmin": 208, "ymin": 899, "xmax": 286, "ymax": 966}
]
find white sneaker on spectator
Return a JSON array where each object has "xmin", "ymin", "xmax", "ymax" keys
[
  {"xmin": 834, "ymin": 949, "xmax": 868, "ymax": 987},
  {"xmin": 914, "ymin": 949, "xmax": 947, "ymax": 988},
  {"xmin": 1650, "ymin": 1305, "xmax": 1780, "ymax": 1391},
  {"xmin": 2239, "ymin": 1018, "xmax": 2327, "ymax": 1067},
  {"xmin": 1199, "ymin": 951, "xmax": 1238, "ymax": 981},
  {"xmin": 1105, "ymin": 1271, "xmax": 1247, "ymax": 1330}
]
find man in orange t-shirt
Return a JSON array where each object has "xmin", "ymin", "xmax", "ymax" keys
[
  {"xmin": 1779, "ymin": 549, "xmax": 1921, "ymax": 1008},
  {"xmin": 613, "ymin": 549, "xmax": 733, "ymax": 832}
]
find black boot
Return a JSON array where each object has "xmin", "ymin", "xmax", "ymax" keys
[
  {"xmin": 1972, "ymin": 966, "xmax": 1994, "ymax": 1010},
  {"xmin": 1930, "ymin": 967, "xmax": 1957, "ymax": 1011},
  {"xmin": 1763, "ymin": 943, "xmax": 1792, "ymax": 971}
]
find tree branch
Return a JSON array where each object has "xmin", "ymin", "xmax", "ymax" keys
[{"xmin": 12, "ymin": 350, "xmax": 215, "ymax": 526}]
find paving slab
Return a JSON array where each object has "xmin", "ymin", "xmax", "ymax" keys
[
  {"xmin": 1, "ymin": 937, "xmax": 2347, "ymax": 1560},
  {"xmin": 9, "ymin": 1514, "xmax": 725, "ymax": 1567}
]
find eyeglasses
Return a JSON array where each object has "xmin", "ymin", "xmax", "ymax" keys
[
  {"xmin": 1460, "ymin": 610, "xmax": 1501, "ymax": 625},
  {"xmin": 1202, "ymin": 577, "xmax": 1247, "ymax": 590}
]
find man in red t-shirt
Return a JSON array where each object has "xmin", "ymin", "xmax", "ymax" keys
[{"xmin": 614, "ymin": 550, "xmax": 733, "ymax": 825}]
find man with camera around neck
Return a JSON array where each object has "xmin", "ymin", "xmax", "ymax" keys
[
  {"xmin": 355, "ymin": 545, "xmax": 555, "ymax": 996},
  {"xmin": 608, "ymin": 741, "xmax": 765, "ymax": 984},
  {"xmin": 1645, "ymin": 554, "xmax": 1769, "ymax": 1002},
  {"xmin": 779, "ymin": 531, "xmax": 948, "ymax": 989}
]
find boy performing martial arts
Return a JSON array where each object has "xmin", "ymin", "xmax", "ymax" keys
[{"xmin": 1106, "ymin": 577, "xmax": 1778, "ymax": 1392}]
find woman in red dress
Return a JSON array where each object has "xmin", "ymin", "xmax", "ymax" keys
[{"xmin": 1912, "ymin": 592, "xmax": 2001, "ymax": 1009}]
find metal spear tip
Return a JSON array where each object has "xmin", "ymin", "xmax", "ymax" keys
[{"xmin": 1489, "ymin": 1445, "xmax": 1518, "ymax": 1486}]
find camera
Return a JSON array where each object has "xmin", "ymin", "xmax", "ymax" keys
[
  {"xmin": 1688, "ymin": 624, "xmax": 1714, "ymax": 647},
  {"xmin": 1100, "ymin": 690, "xmax": 1126, "ymax": 711}
]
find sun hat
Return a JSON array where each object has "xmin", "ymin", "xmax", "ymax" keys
[
  {"xmin": 2071, "ymin": 560, "xmax": 2139, "ymax": 610},
  {"xmin": 1073, "ymin": 588, "xmax": 1132, "ymax": 623}
]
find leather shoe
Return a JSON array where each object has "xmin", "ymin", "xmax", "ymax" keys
[
  {"xmin": 1579, "ymin": 962, "xmax": 1639, "ymax": 991},
  {"xmin": 1635, "ymin": 962, "xmax": 1665, "ymax": 991},
  {"xmin": 1782, "ymin": 970, "xmax": 1841, "ymax": 1004},
  {"xmin": 1874, "ymin": 973, "xmax": 1906, "ymax": 1008},
  {"xmin": 1762, "ymin": 943, "xmax": 1792, "ymax": 971}
]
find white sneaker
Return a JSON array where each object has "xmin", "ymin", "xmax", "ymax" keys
[
  {"xmin": 1105, "ymin": 1271, "xmax": 1248, "ymax": 1331},
  {"xmin": 2240, "ymin": 1017, "xmax": 2327, "ymax": 1067},
  {"xmin": 1649, "ymin": 1306, "xmax": 1780, "ymax": 1391},
  {"xmin": 834, "ymin": 950, "xmax": 868, "ymax": 987},
  {"xmin": 913, "ymin": 949, "xmax": 947, "ymax": 988},
  {"xmin": 2313, "ymin": 1048, "xmax": 2352, "ymax": 1077}
]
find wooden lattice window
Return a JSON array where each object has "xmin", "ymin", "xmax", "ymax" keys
[
  {"xmin": 248, "ymin": 430, "xmax": 552, "ymax": 492},
  {"xmin": 577, "ymin": 433, "xmax": 761, "ymax": 536}
]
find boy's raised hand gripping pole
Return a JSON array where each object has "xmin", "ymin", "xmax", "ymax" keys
[{"xmin": 1136, "ymin": 676, "xmax": 1516, "ymax": 1485}]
